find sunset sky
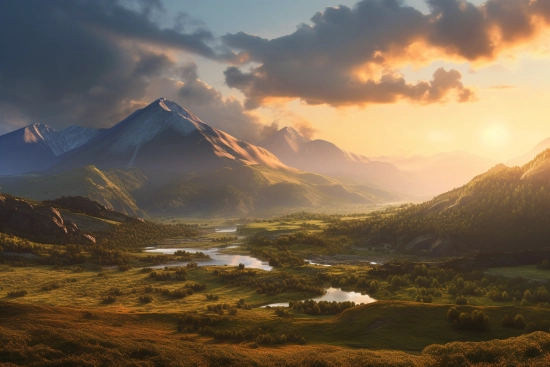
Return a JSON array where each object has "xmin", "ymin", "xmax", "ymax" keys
[{"xmin": 1, "ymin": 0, "xmax": 550, "ymax": 161}]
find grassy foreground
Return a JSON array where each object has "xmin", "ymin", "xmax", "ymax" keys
[{"xmin": 2, "ymin": 300, "xmax": 550, "ymax": 366}]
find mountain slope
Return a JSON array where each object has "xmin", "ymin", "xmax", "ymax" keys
[
  {"xmin": 260, "ymin": 127, "xmax": 414, "ymax": 195},
  {"xmin": 332, "ymin": 150, "xmax": 550, "ymax": 256},
  {"xmin": 0, "ymin": 124, "xmax": 101, "ymax": 175},
  {"xmin": 507, "ymin": 137, "xmax": 550, "ymax": 167},
  {"xmin": 0, "ymin": 166, "xmax": 144, "ymax": 215},
  {"xmin": 0, "ymin": 164, "xmax": 402, "ymax": 217},
  {"xmin": 136, "ymin": 164, "xmax": 403, "ymax": 216},
  {"xmin": 0, "ymin": 194, "xmax": 95, "ymax": 244},
  {"xmin": 54, "ymin": 98, "xmax": 285, "ymax": 177}
]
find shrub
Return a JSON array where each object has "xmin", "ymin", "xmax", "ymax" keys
[
  {"xmin": 102, "ymin": 295, "xmax": 116, "ymax": 304},
  {"xmin": 447, "ymin": 307, "xmax": 489, "ymax": 331},
  {"xmin": 514, "ymin": 314, "xmax": 526, "ymax": 329},
  {"xmin": 7, "ymin": 290, "xmax": 27, "ymax": 297},
  {"xmin": 501, "ymin": 314, "xmax": 514, "ymax": 328},
  {"xmin": 139, "ymin": 295, "xmax": 153, "ymax": 303},
  {"xmin": 456, "ymin": 296, "xmax": 468, "ymax": 305}
]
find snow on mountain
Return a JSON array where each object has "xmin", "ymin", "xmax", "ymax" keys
[
  {"xmin": 0, "ymin": 123, "xmax": 101, "ymax": 175},
  {"xmin": 56, "ymin": 126, "xmax": 103, "ymax": 153},
  {"xmin": 53, "ymin": 98, "xmax": 286, "ymax": 174}
]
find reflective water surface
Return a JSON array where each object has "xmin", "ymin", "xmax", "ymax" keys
[
  {"xmin": 262, "ymin": 287, "xmax": 376, "ymax": 307},
  {"xmin": 145, "ymin": 246, "xmax": 272, "ymax": 271}
]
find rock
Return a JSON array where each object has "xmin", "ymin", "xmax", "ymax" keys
[{"xmin": 0, "ymin": 194, "xmax": 95, "ymax": 244}]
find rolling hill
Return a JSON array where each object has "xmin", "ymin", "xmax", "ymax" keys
[{"xmin": 331, "ymin": 149, "xmax": 550, "ymax": 256}]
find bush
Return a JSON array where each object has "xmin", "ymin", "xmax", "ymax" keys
[
  {"xmin": 139, "ymin": 295, "xmax": 153, "ymax": 303},
  {"xmin": 514, "ymin": 314, "xmax": 526, "ymax": 329},
  {"xmin": 501, "ymin": 314, "xmax": 515, "ymax": 328},
  {"xmin": 456, "ymin": 296, "xmax": 468, "ymax": 305},
  {"xmin": 7, "ymin": 290, "xmax": 27, "ymax": 297},
  {"xmin": 103, "ymin": 295, "xmax": 116, "ymax": 304},
  {"xmin": 447, "ymin": 307, "xmax": 489, "ymax": 331}
]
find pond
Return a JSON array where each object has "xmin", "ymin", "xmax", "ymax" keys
[
  {"xmin": 261, "ymin": 287, "xmax": 376, "ymax": 308},
  {"xmin": 144, "ymin": 246, "xmax": 272, "ymax": 271},
  {"xmin": 214, "ymin": 227, "xmax": 238, "ymax": 233}
]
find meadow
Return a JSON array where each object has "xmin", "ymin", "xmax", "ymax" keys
[{"xmin": 3, "ymin": 212, "xmax": 550, "ymax": 366}]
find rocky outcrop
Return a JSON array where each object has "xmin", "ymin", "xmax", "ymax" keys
[
  {"xmin": 0, "ymin": 194, "xmax": 95, "ymax": 244},
  {"xmin": 44, "ymin": 196, "xmax": 141, "ymax": 223}
]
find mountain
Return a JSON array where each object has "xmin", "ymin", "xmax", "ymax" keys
[
  {"xmin": 507, "ymin": 137, "xmax": 550, "ymax": 167},
  {"xmin": 0, "ymin": 99, "xmax": 402, "ymax": 216},
  {"xmin": 336, "ymin": 150, "xmax": 550, "ymax": 256},
  {"xmin": 53, "ymin": 98, "xmax": 285, "ymax": 176},
  {"xmin": 259, "ymin": 127, "xmax": 412, "ymax": 195},
  {"xmin": 0, "ymin": 124, "xmax": 101, "ymax": 175}
]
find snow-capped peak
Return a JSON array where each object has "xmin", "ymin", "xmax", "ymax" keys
[
  {"xmin": 107, "ymin": 98, "xmax": 203, "ymax": 154},
  {"xmin": 7, "ymin": 123, "xmax": 101, "ymax": 156}
]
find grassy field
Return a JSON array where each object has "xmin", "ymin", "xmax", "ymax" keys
[
  {"xmin": 3, "ymin": 298, "xmax": 550, "ymax": 366},
  {"xmin": 486, "ymin": 265, "xmax": 550, "ymax": 281}
]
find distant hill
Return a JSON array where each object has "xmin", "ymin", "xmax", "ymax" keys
[
  {"xmin": 507, "ymin": 137, "xmax": 550, "ymax": 167},
  {"xmin": 329, "ymin": 150, "xmax": 550, "ymax": 256},
  {"xmin": 259, "ymin": 127, "xmax": 416, "ymax": 195},
  {"xmin": 0, "ymin": 164, "xmax": 403, "ymax": 217}
]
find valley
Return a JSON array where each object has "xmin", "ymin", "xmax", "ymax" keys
[{"xmin": 3, "ymin": 192, "xmax": 550, "ymax": 366}]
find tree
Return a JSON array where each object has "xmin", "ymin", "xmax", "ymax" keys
[{"xmin": 514, "ymin": 314, "xmax": 526, "ymax": 329}]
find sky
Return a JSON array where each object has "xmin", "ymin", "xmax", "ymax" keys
[{"xmin": 1, "ymin": 0, "xmax": 550, "ymax": 162}]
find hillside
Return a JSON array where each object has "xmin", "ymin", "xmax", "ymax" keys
[
  {"xmin": 0, "ymin": 194, "xmax": 96, "ymax": 245},
  {"xmin": 328, "ymin": 150, "xmax": 550, "ymax": 256},
  {"xmin": 0, "ymin": 164, "xmax": 402, "ymax": 217},
  {"xmin": 137, "ymin": 164, "xmax": 403, "ymax": 216},
  {"xmin": 260, "ymin": 127, "xmax": 414, "ymax": 195},
  {"xmin": 0, "ymin": 165, "xmax": 145, "ymax": 215},
  {"xmin": 507, "ymin": 137, "xmax": 550, "ymax": 167}
]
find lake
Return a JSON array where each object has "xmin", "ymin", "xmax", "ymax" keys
[
  {"xmin": 144, "ymin": 246, "xmax": 272, "ymax": 271},
  {"xmin": 261, "ymin": 287, "xmax": 376, "ymax": 307}
]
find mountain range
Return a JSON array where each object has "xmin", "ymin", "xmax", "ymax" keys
[
  {"xmin": 3, "ymin": 97, "xmax": 547, "ymax": 217},
  {"xmin": 260, "ymin": 127, "xmax": 498, "ymax": 197},
  {"xmin": 0, "ymin": 98, "xmax": 402, "ymax": 216}
]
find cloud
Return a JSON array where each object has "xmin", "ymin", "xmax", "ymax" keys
[
  {"xmin": 0, "ymin": 0, "xmax": 219, "ymax": 131},
  {"xmin": 145, "ymin": 62, "xmax": 276, "ymax": 143},
  {"xmin": 222, "ymin": 0, "xmax": 550, "ymax": 108},
  {"xmin": 490, "ymin": 84, "xmax": 516, "ymax": 89}
]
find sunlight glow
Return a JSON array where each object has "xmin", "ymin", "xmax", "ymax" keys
[{"xmin": 480, "ymin": 124, "xmax": 510, "ymax": 147}]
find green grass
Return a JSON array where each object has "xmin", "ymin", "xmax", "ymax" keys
[{"xmin": 486, "ymin": 265, "xmax": 550, "ymax": 281}]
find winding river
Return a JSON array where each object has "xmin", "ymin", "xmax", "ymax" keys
[{"xmin": 144, "ymin": 227, "xmax": 377, "ymax": 306}]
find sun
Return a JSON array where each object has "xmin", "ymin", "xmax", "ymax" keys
[{"xmin": 481, "ymin": 125, "xmax": 510, "ymax": 147}]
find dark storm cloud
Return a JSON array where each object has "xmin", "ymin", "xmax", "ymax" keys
[
  {"xmin": 222, "ymin": 0, "xmax": 550, "ymax": 108},
  {"xmin": 0, "ymin": 0, "xmax": 218, "ymax": 131},
  {"xmin": 146, "ymin": 62, "xmax": 279, "ymax": 143}
]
